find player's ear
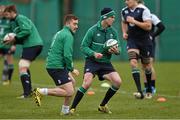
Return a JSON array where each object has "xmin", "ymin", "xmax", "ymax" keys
[{"xmin": 65, "ymin": 21, "xmax": 70, "ymax": 26}]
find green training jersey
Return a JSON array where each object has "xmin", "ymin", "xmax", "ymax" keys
[
  {"xmin": 46, "ymin": 26, "xmax": 74, "ymax": 72},
  {"xmin": 11, "ymin": 14, "xmax": 43, "ymax": 48},
  {"xmin": 81, "ymin": 21, "xmax": 121, "ymax": 63},
  {"xmin": 0, "ymin": 18, "xmax": 12, "ymax": 49}
]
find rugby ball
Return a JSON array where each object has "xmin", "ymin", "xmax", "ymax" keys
[
  {"xmin": 103, "ymin": 39, "xmax": 118, "ymax": 50},
  {"xmin": 3, "ymin": 33, "xmax": 16, "ymax": 42}
]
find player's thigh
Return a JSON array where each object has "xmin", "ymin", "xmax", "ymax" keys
[
  {"xmin": 104, "ymin": 72, "xmax": 122, "ymax": 87},
  {"xmin": 60, "ymin": 82, "xmax": 74, "ymax": 96},
  {"xmin": 6, "ymin": 54, "xmax": 14, "ymax": 64},
  {"xmin": 82, "ymin": 59, "xmax": 98, "ymax": 88}
]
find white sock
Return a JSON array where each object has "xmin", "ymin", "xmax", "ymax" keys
[
  {"xmin": 61, "ymin": 105, "xmax": 69, "ymax": 114},
  {"xmin": 39, "ymin": 88, "xmax": 48, "ymax": 95}
]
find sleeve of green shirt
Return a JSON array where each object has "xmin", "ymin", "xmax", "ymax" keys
[
  {"xmin": 81, "ymin": 29, "xmax": 95, "ymax": 57},
  {"xmin": 64, "ymin": 34, "xmax": 74, "ymax": 72},
  {"xmin": 15, "ymin": 16, "xmax": 32, "ymax": 40}
]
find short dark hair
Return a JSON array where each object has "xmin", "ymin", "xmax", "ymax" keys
[
  {"xmin": 4, "ymin": 5, "xmax": 17, "ymax": 13},
  {"xmin": 64, "ymin": 14, "xmax": 78, "ymax": 25}
]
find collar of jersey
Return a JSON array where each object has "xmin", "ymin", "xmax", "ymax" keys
[{"xmin": 63, "ymin": 26, "xmax": 74, "ymax": 35}]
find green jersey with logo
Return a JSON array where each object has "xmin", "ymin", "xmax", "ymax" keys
[
  {"xmin": 46, "ymin": 26, "xmax": 74, "ymax": 72},
  {"xmin": 81, "ymin": 21, "xmax": 121, "ymax": 63},
  {"xmin": 11, "ymin": 14, "xmax": 43, "ymax": 48},
  {"xmin": 0, "ymin": 18, "xmax": 12, "ymax": 49}
]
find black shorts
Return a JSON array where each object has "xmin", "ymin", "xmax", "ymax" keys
[
  {"xmin": 0, "ymin": 48, "xmax": 15, "ymax": 55},
  {"xmin": 127, "ymin": 40, "xmax": 153, "ymax": 59},
  {"xmin": 46, "ymin": 68, "xmax": 71, "ymax": 86},
  {"xmin": 21, "ymin": 45, "xmax": 43, "ymax": 61},
  {"xmin": 84, "ymin": 58, "xmax": 115, "ymax": 81}
]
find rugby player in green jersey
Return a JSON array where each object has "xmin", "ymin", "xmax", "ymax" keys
[
  {"xmin": 70, "ymin": 7, "xmax": 122, "ymax": 114},
  {"xmin": 33, "ymin": 14, "xmax": 79, "ymax": 115},
  {"xmin": 0, "ymin": 5, "xmax": 16, "ymax": 85},
  {"xmin": 3, "ymin": 5, "xmax": 43, "ymax": 98}
]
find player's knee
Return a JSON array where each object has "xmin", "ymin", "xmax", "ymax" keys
[
  {"xmin": 114, "ymin": 79, "xmax": 122, "ymax": 88},
  {"xmin": 141, "ymin": 57, "xmax": 150, "ymax": 64},
  {"xmin": 144, "ymin": 67, "xmax": 152, "ymax": 74},
  {"xmin": 142, "ymin": 62, "xmax": 151, "ymax": 71},
  {"xmin": 82, "ymin": 81, "xmax": 91, "ymax": 90},
  {"xmin": 19, "ymin": 59, "xmax": 31, "ymax": 69},
  {"xmin": 66, "ymin": 87, "xmax": 74, "ymax": 96},
  {"xmin": 111, "ymin": 76, "xmax": 122, "ymax": 88},
  {"xmin": 128, "ymin": 51, "xmax": 138, "ymax": 67},
  {"xmin": 128, "ymin": 51, "xmax": 138, "ymax": 60},
  {"xmin": 130, "ymin": 59, "xmax": 138, "ymax": 67},
  {"xmin": 68, "ymin": 90, "xmax": 74, "ymax": 97},
  {"xmin": 82, "ymin": 75, "xmax": 93, "ymax": 89}
]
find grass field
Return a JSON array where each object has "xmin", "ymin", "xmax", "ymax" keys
[{"xmin": 0, "ymin": 59, "xmax": 180, "ymax": 119}]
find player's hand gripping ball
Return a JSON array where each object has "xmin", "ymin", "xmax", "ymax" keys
[
  {"xmin": 103, "ymin": 39, "xmax": 118, "ymax": 51},
  {"xmin": 3, "ymin": 33, "xmax": 16, "ymax": 44}
]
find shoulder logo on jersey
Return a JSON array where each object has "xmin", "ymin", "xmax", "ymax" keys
[
  {"xmin": 125, "ymin": 10, "xmax": 129, "ymax": 14},
  {"xmin": 110, "ymin": 34, "xmax": 113, "ymax": 38},
  {"xmin": 86, "ymin": 68, "xmax": 90, "ymax": 72},
  {"xmin": 137, "ymin": 10, "xmax": 140, "ymax": 13},
  {"xmin": 97, "ymin": 33, "xmax": 101, "ymax": 37}
]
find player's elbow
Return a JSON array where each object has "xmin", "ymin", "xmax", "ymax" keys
[
  {"xmin": 143, "ymin": 21, "xmax": 152, "ymax": 31},
  {"xmin": 161, "ymin": 24, "xmax": 165, "ymax": 31},
  {"xmin": 158, "ymin": 22, "xmax": 166, "ymax": 31},
  {"xmin": 146, "ymin": 24, "xmax": 152, "ymax": 31},
  {"xmin": 80, "ymin": 46, "xmax": 89, "ymax": 55}
]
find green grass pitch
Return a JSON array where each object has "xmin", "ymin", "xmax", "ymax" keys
[{"xmin": 0, "ymin": 59, "xmax": 180, "ymax": 119}]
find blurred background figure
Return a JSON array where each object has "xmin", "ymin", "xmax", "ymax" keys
[
  {"xmin": 0, "ymin": 5, "xmax": 16, "ymax": 85},
  {"xmin": 138, "ymin": 0, "xmax": 166, "ymax": 95},
  {"xmin": 143, "ymin": 13, "xmax": 165, "ymax": 94},
  {"xmin": 3, "ymin": 5, "xmax": 43, "ymax": 98}
]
